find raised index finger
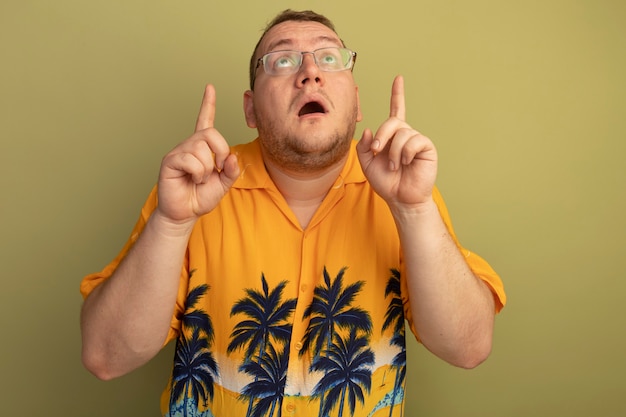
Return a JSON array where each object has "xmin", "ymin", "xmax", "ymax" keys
[
  {"xmin": 389, "ymin": 75, "xmax": 406, "ymax": 121},
  {"xmin": 195, "ymin": 84, "xmax": 216, "ymax": 132}
]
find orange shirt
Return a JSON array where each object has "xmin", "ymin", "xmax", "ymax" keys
[{"xmin": 81, "ymin": 139, "xmax": 506, "ymax": 417}]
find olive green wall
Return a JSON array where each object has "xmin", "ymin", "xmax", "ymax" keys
[{"xmin": 1, "ymin": 0, "xmax": 624, "ymax": 415}]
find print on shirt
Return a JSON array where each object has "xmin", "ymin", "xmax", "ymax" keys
[
  {"xmin": 301, "ymin": 266, "xmax": 373, "ymax": 417},
  {"xmin": 227, "ymin": 273, "xmax": 297, "ymax": 417},
  {"xmin": 379, "ymin": 268, "xmax": 407, "ymax": 417},
  {"xmin": 168, "ymin": 278, "xmax": 220, "ymax": 416},
  {"xmin": 239, "ymin": 342, "xmax": 289, "ymax": 417},
  {"xmin": 166, "ymin": 267, "xmax": 406, "ymax": 417}
]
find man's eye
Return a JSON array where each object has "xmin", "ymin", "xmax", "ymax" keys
[
  {"xmin": 320, "ymin": 54, "xmax": 338, "ymax": 64},
  {"xmin": 274, "ymin": 56, "xmax": 297, "ymax": 69}
]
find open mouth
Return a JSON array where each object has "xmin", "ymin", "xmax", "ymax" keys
[{"xmin": 298, "ymin": 101, "xmax": 326, "ymax": 116}]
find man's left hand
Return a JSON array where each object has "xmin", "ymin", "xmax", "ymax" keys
[{"xmin": 356, "ymin": 75, "xmax": 438, "ymax": 211}]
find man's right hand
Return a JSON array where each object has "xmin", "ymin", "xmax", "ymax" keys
[{"xmin": 156, "ymin": 84, "xmax": 240, "ymax": 226}]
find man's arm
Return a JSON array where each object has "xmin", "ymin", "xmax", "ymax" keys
[
  {"xmin": 390, "ymin": 200, "xmax": 495, "ymax": 368},
  {"xmin": 357, "ymin": 75, "xmax": 496, "ymax": 368},
  {"xmin": 80, "ymin": 212, "xmax": 193, "ymax": 380},
  {"xmin": 80, "ymin": 85, "xmax": 240, "ymax": 379}
]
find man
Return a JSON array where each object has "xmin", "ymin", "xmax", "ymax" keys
[{"xmin": 80, "ymin": 9, "xmax": 505, "ymax": 417}]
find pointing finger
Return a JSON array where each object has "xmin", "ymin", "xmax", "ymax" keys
[
  {"xmin": 389, "ymin": 75, "xmax": 406, "ymax": 121},
  {"xmin": 195, "ymin": 84, "xmax": 216, "ymax": 132}
]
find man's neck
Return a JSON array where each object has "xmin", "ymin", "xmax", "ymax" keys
[{"xmin": 263, "ymin": 153, "xmax": 348, "ymax": 229}]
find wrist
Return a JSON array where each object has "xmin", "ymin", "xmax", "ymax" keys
[
  {"xmin": 149, "ymin": 209, "xmax": 197, "ymax": 239},
  {"xmin": 389, "ymin": 197, "xmax": 438, "ymax": 222}
]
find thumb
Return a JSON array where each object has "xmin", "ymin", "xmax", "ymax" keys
[
  {"xmin": 357, "ymin": 128, "xmax": 374, "ymax": 154},
  {"xmin": 219, "ymin": 154, "xmax": 241, "ymax": 189},
  {"xmin": 357, "ymin": 128, "xmax": 375, "ymax": 167}
]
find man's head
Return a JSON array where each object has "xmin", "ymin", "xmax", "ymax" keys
[
  {"xmin": 249, "ymin": 10, "xmax": 341, "ymax": 91},
  {"xmin": 244, "ymin": 10, "xmax": 362, "ymax": 173}
]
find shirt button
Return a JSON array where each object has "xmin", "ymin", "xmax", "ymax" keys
[
  {"xmin": 294, "ymin": 342, "xmax": 303, "ymax": 351},
  {"xmin": 286, "ymin": 403, "xmax": 295, "ymax": 412},
  {"xmin": 300, "ymin": 284, "xmax": 308, "ymax": 292}
]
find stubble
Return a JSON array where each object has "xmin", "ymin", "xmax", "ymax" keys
[{"xmin": 256, "ymin": 102, "xmax": 359, "ymax": 173}]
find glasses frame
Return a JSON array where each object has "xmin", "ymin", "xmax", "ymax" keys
[{"xmin": 255, "ymin": 47, "xmax": 357, "ymax": 80}]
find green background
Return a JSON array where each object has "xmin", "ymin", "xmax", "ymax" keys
[{"xmin": 1, "ymin": 0, "xmax": 624, "ymax": 415}]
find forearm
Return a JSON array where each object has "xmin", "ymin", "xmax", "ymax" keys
[
  {"xmin": 80, "ymin": 211, "xmax": 194, "ymax": 380},
  {"xmin": 393, "ymin": 199, "xmax": 495, "ymax": 368}
]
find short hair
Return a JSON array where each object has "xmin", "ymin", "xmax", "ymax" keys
[{"xmin": 248, "ymin": 9, "xmax": 342, "ymax": 90}]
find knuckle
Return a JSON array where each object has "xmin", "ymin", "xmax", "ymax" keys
[{"xmin": 190, "ymin": 138, "xmax": 208, "ymax": 152}]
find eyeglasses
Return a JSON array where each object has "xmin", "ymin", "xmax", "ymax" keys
[{"xmin": 256, "ymin": 47, "xmax": 357, "ymax": 78}]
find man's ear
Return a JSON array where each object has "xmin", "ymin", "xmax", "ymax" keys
[
  {"xmin": 243, "ymin": 90, "xmax": 257, "ymax": 128},
  {"xmin": 356, "ymin": 85, "xmax": 363, "ymax": 122}
]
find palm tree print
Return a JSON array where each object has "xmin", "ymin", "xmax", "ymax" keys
[
  {"xmin": 170, "ymin": 328, "xmax": 219, "ymax": 416},
  {"xmin": 182, "ymin": 284, "xmax": 215, "ymax": 343},
  {"xmin": 300, "ymin": 266, "xmax": 372, "ymax": 417},
  {"xmin": 169, "ymin": 280, "xmax": 219, "ymax": 416},
  {"xmin": 381, "ymin": 269, "xmax": 406, "ymax": 417},
  {"xmin": 300, "ymin": 266, "xmax": 371, "ymax": 359},
  {"xmin": 310, "ymin": 329, "xmax": 375, "ymax": 417},
  {"xmin": 227, "ymin": 273, "xmax": 297, "ymax": 415},
  {"xmin": 240, "ymin": 343, "xmax": 289, "ymax": 417}
]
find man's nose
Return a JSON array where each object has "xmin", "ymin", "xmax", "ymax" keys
[{"xmin": 297, "ymin": 53, "xmax": 324, "ymax": 86}]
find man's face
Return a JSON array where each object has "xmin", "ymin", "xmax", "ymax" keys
[{"xmin": 244, "ymin": 20, "xmax": 362, "ymax": 173}]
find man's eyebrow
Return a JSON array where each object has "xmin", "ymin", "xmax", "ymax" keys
[{"xmin": 265, "ymin": 35, "xmax": 343, "ymax": 53}]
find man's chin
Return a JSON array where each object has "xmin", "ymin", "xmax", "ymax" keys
[
  {"xmin": 293, "ymin": 137, "xmax": 351, "ymax": 171},
  {"xmin": 264, "ymin": 137, "xmax": 351, "ymax": 173}
]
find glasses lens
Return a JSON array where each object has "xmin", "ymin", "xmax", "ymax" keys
[
  {"xmin": 263, "ymin": 51, "xmax": 301, "ymax": 75},
  {"xmin": 315, "ymin": 48, "xmax": 353, "ymax": 71}
]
